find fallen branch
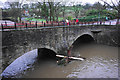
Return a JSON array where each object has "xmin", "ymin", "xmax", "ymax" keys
[{"xmin": 56, "ymin": 54, "xmax": 85, "ymax": 61}]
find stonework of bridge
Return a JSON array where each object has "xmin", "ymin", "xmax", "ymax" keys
[{"xmin": 1, "ymin": 25, "xmax": 119, "ymax": 71}]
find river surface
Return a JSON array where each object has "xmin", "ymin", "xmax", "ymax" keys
[{"xmin": 1, "ymin": 43, "xmax": 118, "ymax": 78}]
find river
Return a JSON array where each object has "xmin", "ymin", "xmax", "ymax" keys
[{"xmin": 1, "ymin": 43, "xmax": 118, "ymax": 78}]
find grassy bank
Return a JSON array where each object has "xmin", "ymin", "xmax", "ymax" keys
[{"xmin": 24, "ymin": 17, "xmax": 64, "ymax": 22}]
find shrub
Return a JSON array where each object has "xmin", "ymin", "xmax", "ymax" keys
[
  {"xmin": 86, "ymin": 9, "xmax": 98, "ymax": 16},
  {"xmin": 67, "ymin": 16, "xmax": 73, "ymax": 20}
]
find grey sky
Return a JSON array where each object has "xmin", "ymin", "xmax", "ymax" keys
[
  {"xmin": 0, "ymin": 0, "xmax": 117, "ymax": 8},
  {"xmin": 0, "ymin": 0, "xmax": 112, "ymax": 4}
]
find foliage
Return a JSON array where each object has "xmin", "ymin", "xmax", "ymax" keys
[
  {"xmin": 101, "ymin": 0, "xmax": 120, "ymax": 24},
  {"xmin": 85, "ymin": 9, "xmax": 117, "ymax": 20},
  {"xmin": 74, "ymin": 15, "xmax": 107, "ymax": 22},
  {"xmin": 41, "ymin": 2, "xmax": 49, "ymax": 19},
  {"xmin": 73, "ymin": 5, "xmax": 81, "ymax": 18},
  {"xmin": 67, "ymin": 16, "xmax": 73, "ymax": 20},
  {"xmin": 24, "ymin": 17, "xmax": 63, "ymax": 22},
  {"xmin": 86, "ymin": 9, "xmax": 98, "ymax": 16},
  {"xmin": 83, "ymin": 3, "xmax": 92, "ymax": 9},
  {"xmin": 3, "ymin": 0, "xmax": 118, "ymax": 22},
  {"xmin": 5, "ymin": 2, "xmax": 22, "ymax": 22}
]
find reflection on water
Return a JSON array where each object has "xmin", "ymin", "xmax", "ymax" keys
[
  {"xmin": 68, "ymin": 44, "xmax": 118, "ymax": 78},
  {"xmin": 1, "ymin": 44, "xmax": 118, "ymax": 78}
]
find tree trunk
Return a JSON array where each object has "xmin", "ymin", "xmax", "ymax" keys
[
  {"xmin": 62, "ymin": 6, "xmax": 65, "ymax": 18},
  {"xmin": 48, "ymin": 2, "xmax": 52, "ymax": 21},
  {"xmin": 63, "ymin": 11, "xmax": 65, "ymax": 17},
  {"xmin": 19, "ymin": 16, "xmax": 21, "ymax": 22},
  {"xmin": 56, "ymin": 16, "xmax": 58, "ymax": 21}
]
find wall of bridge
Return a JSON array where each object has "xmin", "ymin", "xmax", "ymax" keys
[{"xmin": 1, "ymin": 25, "xmax": 119, "ymax": 70}]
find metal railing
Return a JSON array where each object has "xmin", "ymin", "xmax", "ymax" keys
[{"xmin": 0, "ymin": 20, "xmax": 119, "ymax": 31}]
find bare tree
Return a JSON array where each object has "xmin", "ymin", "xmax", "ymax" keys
[
  {"xmin": 40, "ymin": 2, "xmax": 49, "ymax": 20},
  {"xmin": 54, "ymin": 2, "xmax": 62, "ymax": 21},
  {"xmin": 48, "ymin": 2, "xmax": 54, "ymax": 21},
  {"xmin": 83, "ymin": 3, "xmax": 92, "ymax": 9},
  {"xmin": 92, "ymin": 2, "xmax": 104, "ymax": 10},
  {"xmin": 5, "ymin": 0, "xmax": 24, "ymax": 22},
  {"xmin": 59, "ymin": 1, "xmax": 68, "ymax": 18},
  {"xmin": 61, "ymin": 4, "xmax": 66, "ymax": 18},
  {"xmin": 68, "ymin": 2, "xmax": 82, "ymax": 18},
  {"xmin": 37, "ymin": 2, "xmax": 41, "ymax": 17},
  {"xmin": 101, "ymin": 0, "xmax": 120, "ymax": 24},
  {"xmin": 22, "ymin": 4, "xmax": 29, "ymax": 10},
  {"xmin": 48, "ymin": 1, "xmax": 62, "ymax": 21}
]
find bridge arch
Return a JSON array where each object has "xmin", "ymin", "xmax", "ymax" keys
[
  {"xmin": 73, "ymin": 34, "xmax": 94, "ymax": 45},
  {"xmin": 69, "ymin": 33, "xmax": 94, "ymax": 56},
  {"xmin": 38, "ymin": 48, "xmax": 57, "ymax": 60},
  {"xmin": 2, "ymin": 47, "xmax": 57, "ymax": 78},
  {"xmin": 70, "ymin": 33, "xmax": 94, "ymax": 51},
  {"xmin": 71, "ymin": 32, "xmax": 94, "ymax": 46}
]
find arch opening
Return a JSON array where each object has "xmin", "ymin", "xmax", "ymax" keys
[
  {"xmin": 38, "ymin": 48, "xmax": 57, "ymax": 60},
  {"xmin": 72, "ymin": 34, "xmax": 95, "ymax": 49}
]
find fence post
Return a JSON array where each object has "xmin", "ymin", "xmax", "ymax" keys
[
  {"xmin": 44, "ymin": 22, "xmax": 46, "ymax": 27},
  {"xmin": 5, "ymin": 21, "xmax": 7, "ymax": 27},
  {"xmin": 103, "ymin": 21, "xmax": 105, "ymax": 25},
  {"xmin": 69, "ymin": 22, "xmax": 70, "ymax": 26},
  {"xmin": 30, "ymin": 21, "xmax": 31, "ymax": 25},
  {"xmin": 35, "ymin": 21, "xmax": 37, "ymax": 28},
  {"xmin": 58, "ymin": 22, "xmax": 59, "ymax": 26},
  {"xmin": 97, "ymin": 21, "xmax": 98, "ymax": 25},
  {"xmin": 46, "ymin": 20, "xmax": 48, "ymax": 24},
  {"xmin": 52, "ymin": 21, "xmax": 53, "ymax": 26},
  {"xmin": 116, "ymin": 21, "xmax": 118, "ymax": 25},
  {"xmin": 74, "ymin": 22, "xmax": 75, "ymax": 25},
  {"xmin": 81, "ymin": 22, "xmax": 83, "ymax": 25},
  {"xmin": 22, "ymin": 22, "xmax": 24, "ymax": 25},
  {"xmin": 14, "ymin": 22, "xmax": 16, "ymax": 29},
  {"xmin": 1, "ymin": 23, "xmax": 3, "ymax": 31},
  {"xmin": 100, "ymin": 21, "xmax": 102, "ymax": 25},
  {"xmin": 109, "ymin": 21, "xmax": 111, "ymax": 25},
  {"xmin": 25, "ymin": 23, "xmax": 27, "ymax": 29}
]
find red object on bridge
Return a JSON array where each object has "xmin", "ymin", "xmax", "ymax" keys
[{"xmin": 76, "ymin": 19, "xmax": 79, "ymax": 23}]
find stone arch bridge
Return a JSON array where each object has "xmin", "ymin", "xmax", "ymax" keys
[{"xmin": 1, "ymin": 25, "xmax": 119, "ymax": 70}]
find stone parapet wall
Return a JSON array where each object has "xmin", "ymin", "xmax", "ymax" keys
[{"xmin": 1, "ymin": 25, "xmax": 119, "ymax": 71}]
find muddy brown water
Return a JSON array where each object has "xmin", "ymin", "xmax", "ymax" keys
[{"xmin": 1, "ymin": 43, "xmax": 118, "ymax": 78}]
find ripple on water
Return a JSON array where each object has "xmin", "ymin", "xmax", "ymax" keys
[{"xmin": 67, "ymin": 55, "xmax": 118, "ymax": 78}]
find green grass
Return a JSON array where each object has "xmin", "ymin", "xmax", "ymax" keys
[
  {"xmin": 57, "ymin": 17, "xmax": 64, "ymax": 21},
  {"xmin": 31, "ymin": 18, "xmax": 46, "ymax": 22},
  {"xmin": 74, "ymin": 15, "xmax": 107, "ymax": 22},
  {"xmin": 24, "ymin": 17, "xmax": 64, "ymax": 22},
  {"xmin": 25, "ymin": 17, "xmax": 46, "ymax": 22}
]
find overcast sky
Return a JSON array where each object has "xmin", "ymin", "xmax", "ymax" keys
[
  {"xmin": 0, "ymin": 0, "xmax": 117, "ymax": 8},
  {"xmin": 0, "ymin": 0, "xmax": 110, "ymax": 4}
]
